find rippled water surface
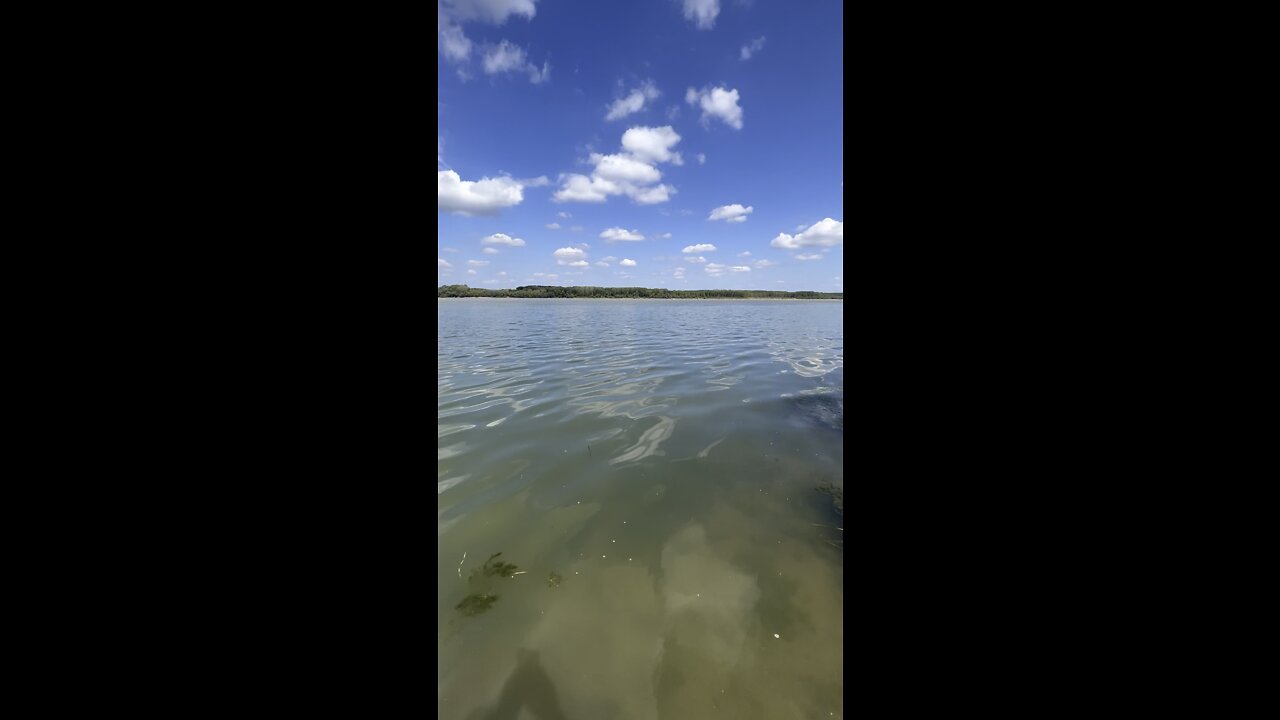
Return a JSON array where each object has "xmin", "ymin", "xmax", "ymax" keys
[{"xmin": 438, "ymin": 299, "xmax": 844, "ymax": 720}]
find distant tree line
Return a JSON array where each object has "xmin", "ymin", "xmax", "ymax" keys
[{"xmin": 437, "ymin": 284, "xmax": 843, "ymax": 299}]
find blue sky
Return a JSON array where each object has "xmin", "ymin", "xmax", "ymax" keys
[{"xmin": 438, "ymin": 0, "xmax": 843, "ymax": 291}]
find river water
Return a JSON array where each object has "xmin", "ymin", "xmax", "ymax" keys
[{"xmin": 438, "ymin": 299, "xmax": 844, "ymax": 720}]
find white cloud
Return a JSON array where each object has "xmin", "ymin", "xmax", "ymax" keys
[
  {"xmin": 621, "ymin": 126, "xmax": 682, "ymax": 164},
  {"xmin": 481, "ymin": 232, "xmax": 527, "ymax": 246},
  {"xmin": 684, "ymin": 256, "xmax": 707, "ymax": 264},
  {"xmin": 438, "ymin": 0, "xmax": 538, "ymax": 65},
  {"xmin": 575, "ymin": 242, "xmax": 590, "ymax": 249},
  {"xmin": 601, "ymin": 227, "xmax": 644, "ymax": 242},
  {"xmin": 683, "ymin": 243, "xmax": 716, "ymax": 253},
  {"xmin": 704, "ymin": 262, "xmax": 726, "ymax": 277},
  {"xmin": 601, "ymin": 256, "xmax": 617, "ymax": 262},
  {"xmin": 567, "ymin": 260, "xmax": 589, "ymax": 267},
  {"xmin": 590, "ymin": 153, "xmax": 662, "ymax": 184},
  {"xmin": 708, "ymin": 204, "xmax": 753, "ymax": 223},
  {"xmin": 439, "ymin": 23, "xmax": 473, "ymax": 61},
  {"xmin": 553, "ymin": 173, "xmax": 615, "ymax": 203},
  {"xmin": 729, "ymin": 266, "xmax": 751, "ymax": 272},
  {"xmin": 519, "ymin": 175, "xmax": 550, "ymax": 187},
  {"xmin": 740, "ymin": 36, "xmax": 766, "ymax": 60},
  {"xmin": 446, "ymin": 0, "xmax": 538, "ymax": 24},
  {"xmin": 441, "ymin": 246, "xmax": 460, "ymax": 253},
  {"xmin": 467, "ymin": 269, "xmax": 477, "ymax": 275},
  {"xmin": 685, "ymin": 86, "xmax": 744, "ymax": 130},
  {"xmin": 482, "ymin": 247, "xmax": 499, "ymax": 254},
  {"xmin": 667, "ymin": 105, "xmax": 681, "ymax": 121},
  {"xmin": 481, "ymin": 40, "xmax": 550, "ymax": 84},
  {"xmin": 738, "ymin": 251, "xmax": 752, "ymax": 257},
  {"xmin": 555, "ymin": 126, "xmax": 682, "ymax": 205},
  {"xmin": 439, "ymin": 258, "xmax": 452, "ymax": 268},
  {"xmin": 656, "ymin": 232, "xmax": 672, "ymax": 239},
  {"xmin": 558, "ymin": 211, "xmax": 571, "ymax": 218},
  {"xmin": 553, "ymin": 247, "xmax": 588, "ymax": 264},
  {"xmin": 546, "ymin": 222, "xmax": 561, "ymax": 230},
  {"xmin": 569, "ymin": 225, "xmax": 584, "ymax": 232},
  {"xmin": 532, "ymin": 272, "xmax": 558, "ymax": 278},
  {"xmin": 439, "ymin": 170, "xmax": 524, "ymax": 215},
  {"xmin": 498, "ymin": 271, "xmax": 507, "ymax": 276},
  {"xmin": 771, "ymin": 218, "xmax": 843, "ymax": 249},
  {"xmin": 606, "ymin": 80, "xmax": 661, "ymax": 121},
  {"xmin": 631, "ymin": 184, "xmax": 675, "ymax": 204},
  {"xmin": 696, "ymin": 153, "xmax": 707, "ymax": 165},
  {"xmin": 468, "ymin": 259, "xmax": 490, "ymax": 266},
  {"xmin": 682, "ymin": 0, "xmax": 720, "ymax": 29},
  {"xmin": 795, "ymin": 253, "xmax": 823, "ymax": 261},
  {"xmin": 753, "ymin": 259, "xmax": 776, "ymax": 268},
  {"xmin": 796, "ymin": 223, "xmax": 809, "ymax": 231},
  {"xmin": 594, "ymin": 261, "xmax": 611, "ymax": 267},
  {"xmin": 620, "ymin": 258, "xmax": 637, "ymax": 267}
]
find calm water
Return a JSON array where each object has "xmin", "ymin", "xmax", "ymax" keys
[{"xmin": 438, "ymin": 299, "xmax": 844, "ymax": 720}]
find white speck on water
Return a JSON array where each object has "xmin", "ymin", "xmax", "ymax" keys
[
  {"xmin": 774, "ymin": 633, "xmax": 781, "ymax": 639},
  {"xmin": 612, "ymin": 540, "xmax": 616, "ymax": 542},
  {"xmin": 629, "ymin": 558, "xmax": 632, "ymax": 561},
  {"xmin": 602, "ymin": 555, "xmax": 606, "ymax": 558}
]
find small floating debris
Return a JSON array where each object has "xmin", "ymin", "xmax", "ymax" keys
[
  {"xmin": 546, "ymin": 572, "xmax": 563, "ymax": 588},
  {"xmin": 774, "ymin": 633, "xmax": 781, "ymax": 639}
]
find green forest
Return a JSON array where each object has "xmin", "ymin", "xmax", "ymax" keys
[{"xmin": 438, "ymin": 284, "xmax": 843, "ymax": 299}]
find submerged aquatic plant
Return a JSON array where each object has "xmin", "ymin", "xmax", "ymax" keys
[
  {"xmin": 456, "ymin": 593, "xmax": 499, "ymax": 617},
  {"xmin": 546, "ymin": 571, "xmax": 563, "ymax": 588},
  {"xmin": 470, "ymin": 552, "xmax": 521, "ymax": 580}
]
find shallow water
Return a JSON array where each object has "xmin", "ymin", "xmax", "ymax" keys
[{"xmin": 438, "ymin": 299, "xmax": 844, "ymax": 720}]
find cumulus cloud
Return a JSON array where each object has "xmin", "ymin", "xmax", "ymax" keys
[
  {"xmin": 683, "ymin": 243, "xmax": 716, "ymax": 253},
  {"xmin": 601, "ymin": 256, "xmax": 617, "ymax": 262},
  {"xmin": 481, "ymin": 233, "xmax": 526, "ymax": 246},
  {"xmin": 684, "ymin": 256, "xmax": 707, "ymax": 264},
  {"xmin": 696, "ymin": 153, "xmax": 707, "ymax": 165},
  {"xmin": 555, "ymin": 126, "xmax": 683, "ymax": 205},
  {"xmin": 685, "ymin": 86, "xmax": 744, "ymax": 130},
  {"xmin": 567, "ymin": 260, "xmax": 589, "ymax": 267},
  {"xmin": 439, "ymin": 258, "xmax": 452, "ymax": 268},
  {"xmin": 729, "ymin": 266, "xmax": 751, "ymax": 272},
  {"xmin": 682, "ymin": 0, "xmax": 720, "ymax": 29},
  {"xmin": 467, "ymin": 259, "xmax": 490, "ymax": 266},
  {"xmin": 795, "ymin": 253, "xmax": 823, "ymax": 261},
  {"xmin": 738, "ymin": 251, "xmax": 752, "ymax": 257},
  {"xmin": 621, "ymin": 126, "xmax": 682, "ymax": 164},
  {"xmin": 740, "ymin": 36, "xmax": 766, "ymax": 60},
  {"xmin": 600, "ymin": 227, "xmax": 644, "ymax": 242},
  {"xmin": 771, "ymin": 218, "xmax": 843, "ymax": 249},
  {"xmin": 466, "ymin": 269, "xmax": 477, "ymax": 275},
  {"xmin": 553, "ymin": 247, "xmax": 587, "ymax": 264},
  {"xmin": 594, "ymin": 261, "xmax": 610, "ymax": 267},
  {"xmin": 708, "ymin": 204, "xmax": 753, "ymax": 223},
  {"xmin": 481, "ymin": 40, "xmax": 550, "ymax": 84},
  {"xmin": 546, "ymin": 222, "xmax": 561, "ymax": 230},
  {"xmin": 558, "ymin": 211, "xmax": 571, "ymax": 218},
  {"xmin": 575, "ymin": 242, "xmax": 590, "ymax": 249},
  {"xmin": 482, "ymin": 247, "xmax": 499, "ymax": 255},
  {"xmin": 656, "ymin": 232, "xmax": 672, "ymax": 239},
  {"xmin": 753, "ymin": 259, "xmax": 776, "ymax": 268},
  {"xmin": 620, "ymin": 258, "xmax": 637, "ymax": 267},
  {"xmin": 532, "ymin": 272, "xmax": 558, "ymax": 278},
  {"xmin": 445, "ymin": 0, "xmax": 538, "ymax": 24},
  {"xmin": 606, "ymin": 80, "xmax": 661, "ymax": 121},
  {"xmin": 438, "ymin": 0, "xmax": 539, "ymax": 66},
  {"xmin": 439, "ymin": 171, "xmax": 525, "ymax": 215},
  {"xmin": 590, "ymin": 153, "xmax": 662, "ymax": 184},
  {"xmin": 704, "ymin": 262, "xmax": 726, "ymax": 277}
]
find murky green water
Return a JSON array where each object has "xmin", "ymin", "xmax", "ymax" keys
[{"xmin": 438, "ymin": 299, "xmax": 843, "ymax": 720}]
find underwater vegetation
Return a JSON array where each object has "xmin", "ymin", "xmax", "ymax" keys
[{"xmin": 453, "ymin": 553, "xmax": 563, "ymax": 619}]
